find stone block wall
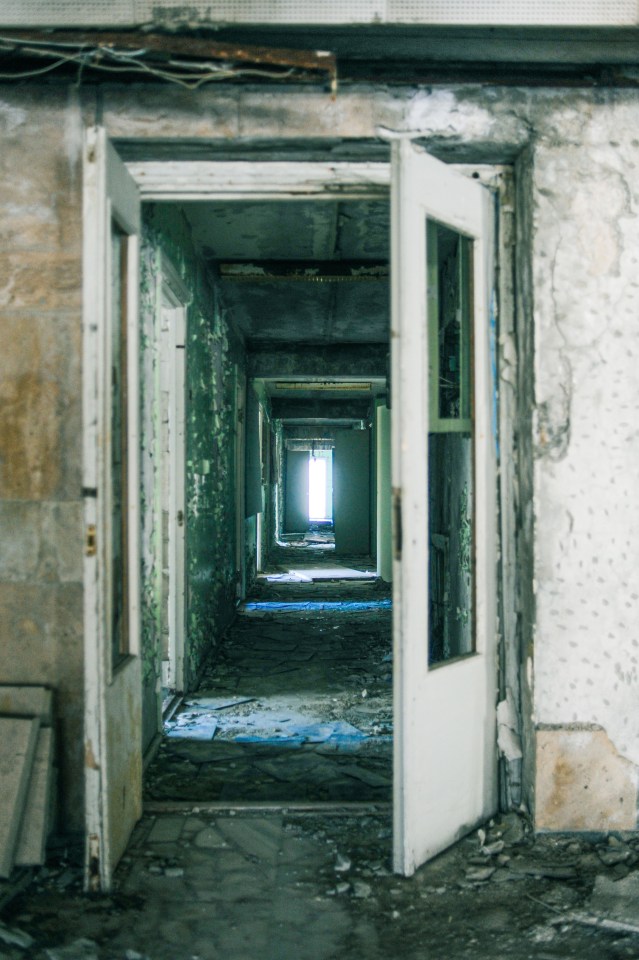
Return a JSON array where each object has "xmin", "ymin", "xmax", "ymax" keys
[{"xmin": 0, "ymin": 86, "xmax": 85, "ymax": 833}]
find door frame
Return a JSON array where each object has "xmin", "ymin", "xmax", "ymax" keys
[
  {"xmin": 391, "ymin": 141, "xmax": 498, "ymax": 873},
  {"xmin": 86, "ymin": 146, "xmax": 515, "ymax": 881},
  {"xmin": 82, "ymin": 128, "xmax": 142, "ymax": 891},
  {"xmin": 158, "ymin": 255, "xmax": 190, "ymax": 695}
]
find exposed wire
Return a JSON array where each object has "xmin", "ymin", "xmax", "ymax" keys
[
  {"xmin": 0, "ymin": 56, "xmax": 76, "ymax": 79},
  {"xmin": 0, "ymin": 34, "xmax": 326, "ymax": 89}
]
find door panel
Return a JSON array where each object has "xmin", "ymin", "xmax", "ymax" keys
[
  {"xmin": 284, "ymin": 450, "xmax": 309, "ymax": 533},
  {"xmin": 333, "ymin": 431, "xmax": 371, "ymax": 554},
  {"xmin": 391, "ymin": 140, "xmax": 497, "ymax": 876},
  {"xmin": 83, "ymin": 128, "xmax": 142, "ymax": 891}
]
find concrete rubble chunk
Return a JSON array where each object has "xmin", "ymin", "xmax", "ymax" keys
[
  {"xmin": 15, "ymin": 727, "xmax": 54, "ymax": 866},
  {"xmin": 0, "ymin": 921, "xmax": 34, "ymax": 949},
  {"xmin": 352, "ymin": 880, "xmax": 372, "ymax": 899},
  {"xmin": 597, "ymin": 847, "xmax": 631, "ymax": 866},
  {"xmin": 585, "ymin": 872, "xmax": 639, "ymax": 926},
  {"xmin": 0, "ymin": 717, "xmax": 39, "ymax": 878},
  {"xmin": 481, "ymin": 839, "xmax": 505, "ymax": 857},
  {"xmin": 466, "ymin": 866, "xmax": 496, "ymax": 882},
  {"xmin": 335, "ymin": 853, "xmax": 352, "ymax": 873}
]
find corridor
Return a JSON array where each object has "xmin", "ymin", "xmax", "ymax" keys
[{"xmin": 145, "ymin": 554, "xmax": 393, "ymax": 805}]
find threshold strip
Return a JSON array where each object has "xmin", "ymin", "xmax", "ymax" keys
[{"xmin": 144, "ymin": 800, "xmax": 391, "ymax": 815}]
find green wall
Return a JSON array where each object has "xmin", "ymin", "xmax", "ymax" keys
[{"xmin": 139, "ymin": 204, "xmax": 244, "ymax": 751}]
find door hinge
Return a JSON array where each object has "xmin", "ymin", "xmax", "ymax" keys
[
  {"xmin": 392, "ymin": 487, "xmax": 402, "ymax": 561},
  {"xmin": 85, "ymin": 525, "xmax": 97, "ymax": 556}
]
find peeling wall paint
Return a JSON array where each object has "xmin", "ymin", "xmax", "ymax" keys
[
  {"xmin": 530, "ymin": 98, "xmax": 639, "ymax": 790},
  {"xmin": 139, "ymin": 204, "xmax": 244, "ymax": 745},
  {"xmin": 3, "ymin": 78, "xmax": 639, "ymax": 835},
  {"xmin": 0, "ymin": 86, "xmax": 84, "ymax": 834}
]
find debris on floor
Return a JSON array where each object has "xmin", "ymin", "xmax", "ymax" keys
[
  {"xmin": 149, "ymin": 571, "xmax": 393, "ymax": 803},
  {"xmin": 5, "ymin": 809, "xmax": 639, "ymax": 959}
]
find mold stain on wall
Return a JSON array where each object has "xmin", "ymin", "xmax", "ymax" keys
[{"xmin": 138, "ymin": 204, "xmax": 244, "ymax": 750}]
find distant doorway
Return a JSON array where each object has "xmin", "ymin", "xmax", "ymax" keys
[{"xmin": 309, "ymin": 449, "xmax": 333, "ymax": 523}]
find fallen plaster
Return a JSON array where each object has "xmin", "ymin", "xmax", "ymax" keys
[
  {"xmin": 146, "ymin": 577, "xmax": 393, "ymax": 804},
  {"xmin": 7, "ymin": 809, "xmax": 639, "ymax": 960}
]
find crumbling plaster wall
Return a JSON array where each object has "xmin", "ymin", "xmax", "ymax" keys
[
  {"xmin": 2, "ymin": 77, "xmax": 638, "ymax": 836},
  {"xmin": 529, "ymin": 98, "xmax": 639, "ymax": 829},
  {"xmin": 0, "ymin": 86, "xmax": 85, "ymax": 833},
  {"xmin": 140, "ymin": 205, "xmax": 244, "ymax": 721},
  {"xmin": 101, "ymin": 81, "xmax": 639, "ymax": 827}
]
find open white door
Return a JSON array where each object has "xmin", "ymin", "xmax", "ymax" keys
[
  {"xmin": 159, "ymin": 262, "xmax": 189, "ymax": 697},
  {"xmin": 83, "ymin": 127, "xmax": 142, "ymax": 891},
  {"xmin": 391, "ymin": 140, "xmax": 498, "ymax": 875}
]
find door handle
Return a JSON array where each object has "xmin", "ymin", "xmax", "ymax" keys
[{"xmin": 177, "ymin": 510, "xmax": 184, "ymax": 527}]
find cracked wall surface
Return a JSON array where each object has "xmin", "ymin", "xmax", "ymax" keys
[
  {"xmin": 139, "ymin": 205, "xmax": 244, "ymax": 745},
  {"xmin": 0, "ymin": 86, "xmax": 84, "ymax": 833},
  {"xmin": 530, "ymin": 96, "xmax": 639, "ymax": 825},
  {"xmin": 3, "ymin": 78, "xmax": 639, "ymax": 834}
]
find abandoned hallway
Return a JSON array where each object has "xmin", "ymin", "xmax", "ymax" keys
[
  {"xmin": 8, "ymin": 13, "xmax": 639, "ymax": 955},
  {"xmin": 5, "ymin": 562, "xmax": 639, "ymax": 958},
  {"xmin": 146, "ymin": 559, "xmax": 393, "ymax": 805}
]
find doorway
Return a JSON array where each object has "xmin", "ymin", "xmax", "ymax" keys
[
  {"xmin": 84, "ymin": 137, "xmax": 509, "ymax": 888},
  {"xmin": 147, "ymin": 191, "xmax": 393, "ymax": 807}
]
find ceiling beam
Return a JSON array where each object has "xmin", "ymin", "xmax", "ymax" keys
[
  {"xmin": 218, "ymin": 261, "xmax": 388, "ymax": 282},
  {"xmin": 248, "ymin": 343, "xmax": 388, "ymax": 378},
  {"xmin": 0, "ymin": 29, "xmax": 337, "ymax": 76},
  {"xmin": 271, "ymin": 398, "xmax": 372, "ymax": 420}
]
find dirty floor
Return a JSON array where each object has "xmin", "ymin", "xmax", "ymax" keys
[
  {"xmin": 4, "ymin": 810, "xmax": 639, "ymax": 959},
  {"xmin": 4, "ymin": 558, "xmax": 639, "ymax": 958},
  {"xmin": 146, "ymin": 560, "xmax": 392, "ymax": 804}
]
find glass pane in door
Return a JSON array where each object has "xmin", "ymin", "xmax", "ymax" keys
[
  {"xmin": 427, "ymin": 219, "xmax": 474, "ymax": 666},
  {"xmin": 111, "ymin": 222, "xmax": 129, "ymax": 667}
]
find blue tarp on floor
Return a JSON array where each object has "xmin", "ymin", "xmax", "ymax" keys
[{"xmin": 242, "ymin": 599, "xmax": 392, "ymax": 612}]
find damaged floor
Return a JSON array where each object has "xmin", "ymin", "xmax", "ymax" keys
[
  {"xmin": 6, "ymin": 562, "xmax": 639, "ymax": 958},
  {"xmin": 147, "ymin": 559, "xmax": 392, "ymax": 803},
  {"xmin": 5, "ymin": 810, "xmax": 639, "ymax": 959}
]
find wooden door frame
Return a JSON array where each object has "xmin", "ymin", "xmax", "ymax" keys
[
  {"xmin": 84, "ymin": 147, "xmax": 515, "ymax": 882},
  {"xmin": 82, "ymin": 128, "xmax": 142, "ymax": 891},
  {"xmin": 159, "ymin": 256, "xmax": 190, "ymax": 695}
]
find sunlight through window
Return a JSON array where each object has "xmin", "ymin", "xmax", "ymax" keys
[{"xmin": 308, "ymin": 452, "xmax": 332, "ymax": 521}]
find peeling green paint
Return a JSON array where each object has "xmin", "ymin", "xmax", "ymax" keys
[
  {"xmin": 459, "ymin": 482, "xmax": 472, "ymax": 577},
  {"xmin": 138, "ymin": 204, "xmax": 244, "ymax": 749}
]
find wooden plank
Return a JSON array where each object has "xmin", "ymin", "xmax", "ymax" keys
[
  {"xmin": 0, "ymin": 687, "xmax": 52, "ymax": 726},
  {"xmin": 0, "ymin": 718, "xmax": 39, "ymax": 878},
  {"xmin": 15, "ymin": 728, "xmax": 54, "ymax": 867}
]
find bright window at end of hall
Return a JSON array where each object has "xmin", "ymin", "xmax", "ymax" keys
[{"xmin": 308, "ymin": 450, "xmax": 332, "ymax": 521}]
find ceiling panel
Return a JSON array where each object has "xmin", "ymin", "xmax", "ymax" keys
[
  {"xmin": 336, "ymin": 202, "xmax": 389, "ymax": 259},
  {"xmin": 181, "ymin": 198, "xmax": 389, "ymax": 345},
  {"xmin": 183, "ymin": 201, "xmax": 340, "ymax": 261},
  {"xmin": 220, "ymin": 281, "xmax": 334, "ymax": 342},
  {"xmin": 330, "ymin": 283, "xmax": 389, "ymax": 341}
]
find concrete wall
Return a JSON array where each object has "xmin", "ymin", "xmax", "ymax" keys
[
  {"xmin": 3, "ymin": 78, "xmax": 639, "ymax": 833},
  {"xmin": 0, "ymin": 87, "xmax": 84, "ymax": 833}
]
